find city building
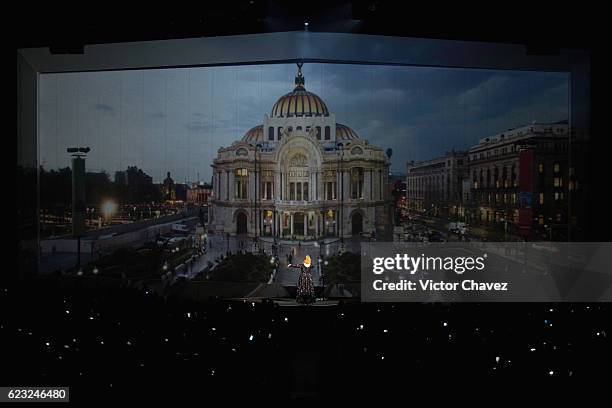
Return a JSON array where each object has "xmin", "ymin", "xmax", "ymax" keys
[
  {"xmin": 209, "ymin": 63, "xmax": 392, "ymax": 240},
  {"xmin": 187, "ymin": 182, "xmax": 213, "ymax": 205},
  {"xmin": 406, "ymin": 151, "xmax": 468, "ymax": 217},
  {"xmin": 405, "ymin": 120, "xmax": 585, "ymax": 240},
  {"xmin": 161, "ymin": 171, "xmax": 176, "ymax": 201},
  {"xmin": 467, "ymin": 120, "xmax": 583, "ymax": 240}
]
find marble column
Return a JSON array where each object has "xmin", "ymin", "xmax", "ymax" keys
[{"xmin": 290, "ymin": 213, "xmax": 294, "ymax": 236}]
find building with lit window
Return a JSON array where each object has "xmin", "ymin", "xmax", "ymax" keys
[
  {"xmin": 187, "ymin": 182, "xmax": 213, "ymax": 206},
  {"xmin": 467, "ymin": 120, "xmax": 586, "ymax": 240},
  {"xmin": 209, "ymin": 64, "xmax": 391, "ymax": 240},
  {"xmin": 405, "ymin": 120, "xmax": 585, "ymax": 240}
]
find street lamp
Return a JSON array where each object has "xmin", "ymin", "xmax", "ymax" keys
[
  {"xmin": 336, "ymin": 142, "xmax": 344, "ymax": 247},
  {"xmin": 250, "ymin": 142, "xmax": 263, "ymax": 251},
  {"xmin": 67, "ymin": 146, "xmax": 90, "ymax": 271}
]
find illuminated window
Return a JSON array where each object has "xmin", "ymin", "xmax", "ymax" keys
[
  {"xmin": 538, "ymin": 163, "xmax": 544, "ymax": 173},
  {"xmin": 538, "ymin": 215, "xmax": 544, "ymax": 225},
  {"xmin": 554, "ymin": 163, "xmax": 560, "ymax": 173},
  {"xmin": 539, "ymin": 193, "xmax": 544, "ymax": 205}
]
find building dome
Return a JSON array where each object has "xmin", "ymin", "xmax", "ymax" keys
[
  {"xmin": 270, "ymin": 63, "xmax": 330, "ymax": 118},
  {"xmin": 336, "ymin": 123, "xmax": 359, "ymax": 141},
  {"xmin": 242, "ymin": 124, "xmax": 263, "ymax": 142}
]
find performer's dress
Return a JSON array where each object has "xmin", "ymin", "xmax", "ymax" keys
[{"xmin": 292, "ymin": 264, "xmax": 316, "ymax": 305}]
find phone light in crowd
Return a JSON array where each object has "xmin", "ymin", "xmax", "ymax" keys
[{"xmin": 102, "ymin": 200, "xmax": 118, "ymax": 219}]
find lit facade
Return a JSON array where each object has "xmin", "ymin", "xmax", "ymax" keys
[{"xmin": 209, "ymin": 64, "xmax": 391, "ymax": 239}]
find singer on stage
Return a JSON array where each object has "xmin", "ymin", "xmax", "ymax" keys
[{"xmin": 288, "ymin": 255, "xmax": 316, "ymax": 305}]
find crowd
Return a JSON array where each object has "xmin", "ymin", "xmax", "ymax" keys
[{"xmin": 2, "ymin": 278, "xmax": 610, "ymax": 400}]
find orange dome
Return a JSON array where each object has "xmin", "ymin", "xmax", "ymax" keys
[
  {"xmin": 336, "ymin": 123, "xmax": 359, "ymax": 141},
  {"xmin": 270, "ymin": 64, "xmax": 329, "ymax": 118},
  {"xmin": 242, "ymin": 125, "xmax": 263, "ymax": 142}
]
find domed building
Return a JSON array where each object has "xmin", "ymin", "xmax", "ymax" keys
[{"xmin": 209, "ymin": 63, "xmax": 391, "ymax": 240}]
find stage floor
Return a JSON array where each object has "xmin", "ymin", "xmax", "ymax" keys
[{"xmin": 229, "ymin": 297, "xmax": 346, "ymax": 307}]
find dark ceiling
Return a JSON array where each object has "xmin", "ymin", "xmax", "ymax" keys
[{"xmin": 15, "ymin": 1, "xmax": 595, "ymax": 53}]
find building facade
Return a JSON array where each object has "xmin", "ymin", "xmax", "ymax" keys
[
  {"xmin": 406, "ymin": 151, "xmax": 468, "ymax": 217},
  {"xmin": 187, "ymin": 182, "xmax": 213, "ymax": 205},
  {"xmin": 467, "ymin": 120, "xmax": 583, "ymax": 240},
  {"xmin": 209, "ymin": 64, "xmax": 391, "ymax": 240},
  {"xmin": 405, "ymin": 120, "xmax": 585, "ymax": 240}
]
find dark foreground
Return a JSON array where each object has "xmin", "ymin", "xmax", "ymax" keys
[{"xmin": 2, "ymin": 278, "xmax": 610, "ymax": 401}]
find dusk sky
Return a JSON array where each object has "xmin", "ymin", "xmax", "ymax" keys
[{"xmin": 39, "ymin": 63, "xmax": 568, "ymax": 183}]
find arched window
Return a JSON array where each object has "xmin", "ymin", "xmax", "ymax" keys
[
  {"xmin": 351, "ymin": 146, "xmax": 363, "ymax": 155},
  {"xmin": 277, "ymin": 127, "xmax": 283, "ymax": 140},
  {"xmin": 268, "ymin": 126, "xmax": 274, "ymax": 141},
  {"xmin": 315, "ymin": 126, "xmax": 321, "ymax": 140},
  {"xmin": 324, "ymin": 126, "xmax": 331, "ymax": 140}
]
